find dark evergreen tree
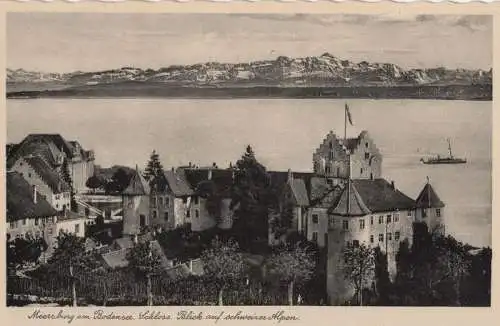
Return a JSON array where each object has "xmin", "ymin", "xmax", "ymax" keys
[
  {"xmin": 60, "ymin": 157, "xmax": 77, "ymax": 211},
  {"xmin": 230, "ymin": 145, "xmax": 272, "ymax": 250},
  {"xmin": 373, "ymin": 247, "xmax": 392, "ymax": 305},
  {"xmin": 143, "ymin": 150, "xmax": 165, "ymax": 190}
]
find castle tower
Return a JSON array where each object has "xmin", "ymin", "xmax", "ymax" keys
[
  {"xmin": 313, "ymin": 131, "xmax": 382, "ymax": 180},
  {"xmin": 415, "ymin": 177, "xmax": 445, "ymax": 235},
  {"xmin": 122, "ymin": 166, "xmax": 151, "ymax": 235}
]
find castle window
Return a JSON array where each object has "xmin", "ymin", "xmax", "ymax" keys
[
  {"xmin": 312, "ymin": 214, "xmax": 319, "ymax": 224},
  {"xmin": 312, "ymin": 232, "xmax": 318, "ymax": 243},
  {"xmin": 336, "ymin": 167, "xmax": 340, "ymax": 177},
  {"xmin": 370, "ymin": 216, "xmax": 374, "ymax": 225},
  {"xmin": 379, "ymin": 234, "xmax": 384, "ymax": 243},
  {"xmin": 387, "ymin": 233, "xmax": 392, "ymax": 241},
  {"xmin": 342, "ymin": 220, "xmax": 349, "ymax": 230},
  {"xmin": 152, "ymin": 210, "xmax": 158, "ymax": 219},
  {"xmin": 330, "ymin": 142, "xmax": 333, "ymax": 149},
  {"xmin": 360, "ymin": 168, "xmax": 363, "ymax": 175},
  {"xmin": 436, "ymin": 209, "xmax": 441, "ymax": 217},
  {"xmin": 422, "ymin": 209, "xmax": 427, "ymax": 218},
  {"xmin": 186, "ymin": 210, "xmax": 191, "ymax": 218},
  {"xmin": 407, "ymin": 210, "xmax": 412, "ymax": 217},
  {"xmin": 158, "ymin": 197, "xmax": 163, "ymax": 206},
  {"xmin": 370, "ymin": 235, "xmax": 374, "ymax": 243},
  {"xmin": 378, "ymin": 216, "xmax": 383, "ymax": 224},
  {"xmin": 193, "ymin": 196, "xmax": 199, "ymax": 205},
  {"xmin": 325, "ymin": 166, "xmax": 331, "ymax": 174},
  {"xmin": 9, "ymin": 221, "xmax": 15, "ymax": 229},
  {"xmin": 164, "ymin": 212, "xmax": 169, "ymax": 221},
  {"xmin": 28, "ymin": 173, "xmax": 32, "ymax": 178},
  {"xmin": 359, "ymin": 219, "xmax": 365, "ymax": 230},
  {"xmin": 352, "ymin": 240, "xmax": 360, "ymax": 247},
  {"xmin": 164, "ymin": 197, "xmax": 169, "ymax": 207},
  {"xmin": 394, "ymin": 213, "xmax": 400, "ymax": 222},
  {"xmin": 75, "ymin": 224, "xmax": 80, "ymax": 234},
  {"xmin": 195, "ymin": 209, "xmax": 200, "ymax": 218},
  {"xmin": 140, "ymin": 215, "xmax": 146, "ymax": 227},
  {"xmin": 386, "ymin": 215, "xmax": 392, "ymax": 223},
  {"xmin": 35, "ymin": 218, "xmax": 39, "ymax": 226},
  {"xmin": 365, "ymin": 152, "xmax": 370, "ymax": 160},
  {"xmin": 183, "ymin": 197, "xmax": 188, "ymax": 204},
  {"xmin": 329, "ymin": 151, "xmax": 334, "ymax": 160},
  {"xmin": 395, "ymin": 231, "xmax": 401, "ymax": 241},
  {"xmin": 22, "ymin": 219, "xmax": 26, "ymax": 226}
]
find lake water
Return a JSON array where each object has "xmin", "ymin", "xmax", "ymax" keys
[{"xmin": 7, "ymin": 98, "xmax": 492, "ymax": 247}]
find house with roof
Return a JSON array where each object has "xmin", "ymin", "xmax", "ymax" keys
[
  {"xmin": 7, "ymin": 171, "xmax": 86, "ymax": 261},
  {"xmin": 10, "ymin": 155, "xmax": 72, "ymax": 212},
  {"xmin": 325, "ymin": 178, "xmax": 445, "ymax": 305},
  {"xmin": 122, "ymin": 167, "xmax": 151, "ymax": 235},
  {"xmin": 7, "ymin": 134, "xmax": 95, "ymax": 193}
]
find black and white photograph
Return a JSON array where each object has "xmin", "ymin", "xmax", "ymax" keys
[{"xmin": 6, "ymin": 12, "xmax": 492, "ymax": 307}]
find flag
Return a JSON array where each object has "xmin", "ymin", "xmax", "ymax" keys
[{"xmin": 345, "ymin": 103, "xmax": 353, "ymax": 126}]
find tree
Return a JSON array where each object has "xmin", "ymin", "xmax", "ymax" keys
[
  {"xmin": 61, "ymin": 158, "xmax": 77, "ymax": 212},
  {"xmin": 266, "ymin": 243, "xmax": 316, "ymax": 305},
  {"xmin": 373, "ymin": 247, "xmax": 392, "ymax": 305},
  {"xmin": 144, "ymin": 150, "xmax": 165, "ymax": 189},
  {"xmin": 197, "ymin": 180, "xmax": 224, "ymax": 226},
  {"xmin": 201, "ymin": 239, "xmax": 245, "ymax": 306},
  {"xmin": 231, "ymin": 145, "xmax": 272, "ymax": 249},
  {"xmin": 85, "ymin": 175, "xmax": 104, "ymax": 192},
  {"xmin": 342, "ymin": 242, "xmax": 375, "ymax": 306},
  {"xmin": 126, "ymin": 241, "xmax": 164, "ymax": 306},
  {"xmin": 47, "ymin": 232, "xmax": 97, "ymax": 306},
  {"xmin": 269, "ymin": 202, "xmax": 295, "ymax": 242},
  {"xmin": 105, "ymin": 168, "xmax": 132, "ymax": 194}
]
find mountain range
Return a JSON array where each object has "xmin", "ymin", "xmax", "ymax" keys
[{"xmin": 7, "ymin": 53, "xmax": 492, "ymax": 93}]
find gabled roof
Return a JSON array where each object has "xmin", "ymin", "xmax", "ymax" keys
[
  {"xmin": 122, "ymin": 169, "xmax": 150, "ymax": 196},
  {"xmin": 329, "ymin": 181, "xmax": 371, "ymax": 216},
  {"xmin": 7, "ymin": 171, "xmax": 58, "ymax": 221},
  {"xmin": 289, "ymin": 179, "xmax": 309, "ymax": 206},
  {"xmin": 163, "ymin": 169, "xmax": 194, "ymax": 197},
  {"xmin": 351, "ymin": 179, "xmax": 416, "ymax": 213},
  {"xmin": 416, "ymin": 183, "xmax": 445, "ymax": 208},
  {"xmin": 22, "ymin": 155, "xmax": 71, "ymax": 193},
  {"xmin": 183, "ymin": 168, "xmax": 234, "ymax": 197},
  {"xmin": 309, "ymin": 177, "xmax": 343, "ymax": 208}
]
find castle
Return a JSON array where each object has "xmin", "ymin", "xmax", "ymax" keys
[{"xmin": 119, "ymin": 129, "xmax": 445, "ymax": 305}]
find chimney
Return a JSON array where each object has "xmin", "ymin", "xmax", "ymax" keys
[
  {"xmin": 189, "ymin": 162, "xmax": 192, "ymax": 168},
  {"xmin": 391, "ymin": 181, "xmax": 395, "ymax": 190},
  {"xmin": 208, "ymin": 169, "xmax": 212, "ymax": 181},
  {"xmin": 189, "ymin": 259, "xmax": 193, "ymax": 272},
  {"xmin": 212, "ymin": 162, "xmax": 217, "ymax": 168},
  {"xmin": 33, "ymin": 185, "xmax": 37, "ymax": 204}
]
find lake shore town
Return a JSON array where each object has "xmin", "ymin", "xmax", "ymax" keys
[{"xmin": 6, "ymin": 106, "xmax": 491, "ymax": 306}]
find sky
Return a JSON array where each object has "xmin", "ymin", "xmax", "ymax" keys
[{"xmin": 7, "ymin": 13, "xmax": 492, "ymax": 73}]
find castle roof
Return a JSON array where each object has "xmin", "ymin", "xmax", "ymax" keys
[
  {"xmin": 329, "ymin": 181, "xmax": 371, "ymax": 216},
  {"xmin": 23, "ymin": 155, "xmax": 71, "ymax": 193},
  {"xmin": 163, "ymin": 169, "xmax": 194, "ymax": 197},
  {"xmin": 329, "ymin": 178, "xmax": 416, "ymax": 216},
  {"xmin": 289, "ymin": 178, "xmax": 310, "ymax": 206},
  {"xmin": 122, "ymin": 168, "xmax": 150, "ymax": 196},
  {"xmin": 7, "ymin": 171, "xmax": 58, "ymax": 221},
  {"xmin": 416, "ymin": 183, "xmax": 445, "ymax": 208}
]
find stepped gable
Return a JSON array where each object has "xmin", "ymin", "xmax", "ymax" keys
[
  {"xmin": 122, "ymin": 168, "xmax": 150, "ymax": 196},
  {"xmin": 416, "ymin": 182, "xmax": 445, "ymax": 208},
  {"xmin": 7, "ymin": 171, "xmax": 57, "ymax": 221},
  {"xmin": 23, "ymin": 155, "xmax": 71, "ymax": 193},
  {"xmin": 329, "ymin": 181, "xmax": 371, "ymax": 216}
]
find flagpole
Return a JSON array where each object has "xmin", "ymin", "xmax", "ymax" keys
[{"xmin": 344, "ymin": 103, "xmax": 347, "ymax": 143}]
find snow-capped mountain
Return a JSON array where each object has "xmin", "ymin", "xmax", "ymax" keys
[{"xmin": 7, "ymin": 53, "xmax": 492, "ymax": 90}]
